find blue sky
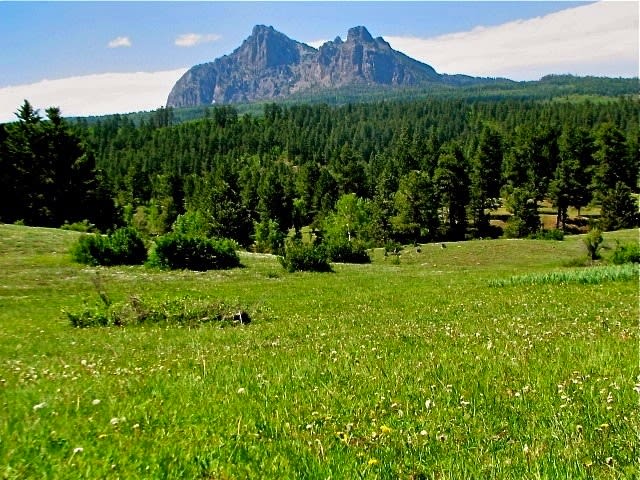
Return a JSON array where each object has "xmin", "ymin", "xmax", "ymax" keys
[
  {"xmin": 0, "ymin": 1, "xmax": 637, "ymax": 120},
  {"xmin": 1, "ymin": 1, "xmax": 590, "ymax": 86}
]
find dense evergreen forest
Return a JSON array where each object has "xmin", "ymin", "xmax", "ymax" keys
[{"xmin": 1, "ymin": 94, "xmax": 638, "ymax": 250}]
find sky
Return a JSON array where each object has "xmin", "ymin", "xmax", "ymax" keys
[{"xmin": 0, "ymin": 1, "xmax": 637, "ymax": 122}]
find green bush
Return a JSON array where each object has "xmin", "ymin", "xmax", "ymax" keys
[
  {"xmin": 583, "ymin": 229, "xmax": 604, "ymax": 261},
  {"xmin": 171, "ymin": 211, "xmax": 211, "ymax": 238},
  {"xmin": 529, "ymin": 229, "xmax": 564, "ymax": 240},
  {"xmin": 611, "ymin": 242, "xmax": 640, "ymax": 265},
  {"xmin": 71, "ymin": 227, "xmax": 147, "ymax": 266},
  {"xmin": 504, "ymin": 216, "xmax": 541, "ymax": 239},
  {"xmin": 253, "ymin": 219, "xmax": 285, "ymax": 254},
  {"xmin": 71, "ymin": 234, "xmax": 108, "ymax": 266},
  {"xmin": 108, "ymin": 227, "xmax": 149, "ymax": 264},
  {"xmin": 384, "ymin": 241, "xmax": 403, "ymax": 255},
  {"xmin": 61, "ymin": 219, "xmax": 96, "ymax": 233},
  {"xmin": 148, "ymin": 233, "xmax": 240, "ymax": 271},
  {"xmin": 279, "ymin": 240, "xmax": 331, "ymax": 273},
  {"xmin": 324, "ymin": 239, "xmax": 371, "ymax": 264},
  {"xmin": 66, "ymin": 295, "xmax": 250, "ymax": 328}
]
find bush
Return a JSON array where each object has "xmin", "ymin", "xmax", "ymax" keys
[
  {"xmin": 504, "ymin": 216, "xmax": 541, "ymax": 238},
  {"xmin": 253, "ymin": 219, "xmax": 285, "ymax": 254},
  {"xmin": 279, "ymin": 240, "xmax": 331, "ymax": 273},
  {"xmin": 384, "ymin": 241, "xmax": 403, "ymax": 255},
  {"xmin": 61, "ymin": 219, "xmax": 96, "ymax": 233},
  {"xmin": 66, "ymin": 295, "xmax": 250, "ymax": 328},
  {"xmin": 324, "ymin": 239, "xmax": 371, "ymax": 264},
  {"xmin": 583, "ymin": 229, "xmax": 604, "ymax": 261},
  {"xmin": 108, "ymin": 227, "xmax": 149, "ymax": 264},
  {"xmin": 71, "ymin": 227, "xmax": 147, "ymax": 266},
  {"xmin": 611, "ymin": 242, "xmax": 640, "ymax": 265},
  {"xmin": 148, "ymin": 233, "xmax": 240, "ymax": 271},
  {"xmin": 529, "ymin": 229, "xmax": 564, "ymax": 241},
  {"xmin": 71, "ymin": 234, "xmax": 108, "ymax": 266},
  {"xmin": 172, "ymin": 211, "xmax": 211, "ymax": 238}
]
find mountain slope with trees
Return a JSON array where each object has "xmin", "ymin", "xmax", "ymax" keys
[{"xmin": 1, "ymin": 92, "xmax": 638, "ymax": 248}]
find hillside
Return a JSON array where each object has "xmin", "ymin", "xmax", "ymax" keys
[{"xmin": 0, "ymin": 224, "xmax": 637, "ymax": 477}]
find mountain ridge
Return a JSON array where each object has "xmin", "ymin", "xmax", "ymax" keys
[{"xmin": 166, "ymin": 25, "xmax": 505, "ymax": 108}]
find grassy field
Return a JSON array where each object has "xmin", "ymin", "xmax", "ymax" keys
[{"xmin": 0, "ymin": 224, "xmax": 638, "ymax": 479}]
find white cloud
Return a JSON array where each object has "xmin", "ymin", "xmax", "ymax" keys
[
  {"xmin": 107, "ymin": 36, "xmax": 132, "ymax": 49},
  {"xmin": 306, "ymin": 39, "xmax": 327, "ymax": 50},
  {"xmin": 175, "ymin": 33, "xmax": 222, "ymax": 47},
  {"xmin": 385, "ymin": 1, "xmax": 638, "ymax": 80},
  {"xmin": 0, "ymin": 69, "xmax": 187, "ymax": 123}
]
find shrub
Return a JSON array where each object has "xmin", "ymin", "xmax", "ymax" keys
[
  {"xmin": 71, "ymin": 234, "xmax": 108, "ymax": 266},
  {"xmin": 504, "ymin": 216, "xmax": 541, "ymax": 238},
  {"xmin": 529, "ymin": 229, "xmax": 564, "ymax": 241},
  {"xmin": 253, "ymin": 219, "xmax": 285, "ymax": 254},
  {"xmin": 61, "ymin": 219, "xmax": 96, "ymax": 233},
  {"xmin": 149, "ymin": 233, "xmax": 240, "ymax": 271},
  {"xmin": 583, "ymin": 229, "xmax": 604, "ymax": 261},
  {"xmin": 66, "ymin": 295, "xmax": 250, "ymax": 328},
  {"xmin": 384, "ymin": 241, "xmax": 403, "ymax": 255},
  {"xmin": 172, "ymin": 211, "xmax": 211, "ymax": 238},
  {"xmin": 71, "ymin": 227, "xmax": 147, "ymax": 266},
  {"xmin": 324, "ymin": 239, "xmax": 371, "ymax": 264},
  {"xmin": 108, "ymin": 227, "xmax": 149, "ymax": 265},
  {"xmin": 65, "ymin": 303, "xmax": 111, "ymax": 328},
  {"xmin": 279, "ymin": 240, "xmax": 331, "ymax": 273},
  {"xmin": 611, "ymin": 242, "xmax": 640, "ymax": 265}
]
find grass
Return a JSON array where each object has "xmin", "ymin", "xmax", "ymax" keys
[
  {"xmin": 489, "ymin": 263, "xmax": 639, "ymax": 287},
  {"xmin": 0, "ymin": 224, "xmax": 638, "ymax": 478}
]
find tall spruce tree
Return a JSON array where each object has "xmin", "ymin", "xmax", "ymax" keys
[{"xmin": 470, "ymin": 126, "xmax": 503, "ymax": 235}]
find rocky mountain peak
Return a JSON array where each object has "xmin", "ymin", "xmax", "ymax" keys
[
  {"xmin": 167, "ymin": 25, "xmax": 490, "ymax": 108},
  {"xmin": 251, "ymin": 24, "xmax": 275, "ymax": 36},
  {"xmin": 238, "ymin": 24, "xmax": 303, "ymax": 69},
  {"xmin": 346, "ymin": 26, "xmax": 375, "ymax": 44}
]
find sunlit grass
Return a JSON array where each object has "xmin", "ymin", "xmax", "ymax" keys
[
  {"xmin": 490, "ymin": 263, "xmax": 638, "ymax": 287},
  {"xmin": 0, "ymin": 225, "xmax": 637, "ymax": 478}
]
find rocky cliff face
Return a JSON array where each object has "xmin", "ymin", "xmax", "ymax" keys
[{"xmin": 167, "ymin": 25, "xmax": 457, "ymax": 107}]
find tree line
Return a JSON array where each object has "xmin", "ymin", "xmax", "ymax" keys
[{"xmin": 0, "ymin": 96, "xmax": 637, "ymax": 248}]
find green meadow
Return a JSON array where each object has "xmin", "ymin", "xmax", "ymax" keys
[{"xmin": 0, "ymin": 224, "xmax": 637, "ymax": 479}]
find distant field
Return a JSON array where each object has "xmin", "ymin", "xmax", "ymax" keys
[{"xmin": 0, "ymin": 225, "xmax": 637, "ymax": 478}]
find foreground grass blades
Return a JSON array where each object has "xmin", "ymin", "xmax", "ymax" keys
[{"xmin": 0, "ymin": 224, "xmax": 637, "ymax": 478}]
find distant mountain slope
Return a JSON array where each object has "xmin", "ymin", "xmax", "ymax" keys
[{"xmin": 167, "ymin": 25, "xmax": 504, "ymax": 108}]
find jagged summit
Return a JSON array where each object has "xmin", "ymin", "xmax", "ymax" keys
[
  {"xmin": 237, "ymin": 24, "xmax": 311, "ymax": 69},
  {"xmin": 346, "ymin": 26, "xmax": 374, "ymax": 43},
  {"xmin": 166, "ymin": 25, "xmax": 493, "ymax": 108},
  {"xmin": 251, "ymin": 24, "xmax": 274, "ymax": 35}
]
